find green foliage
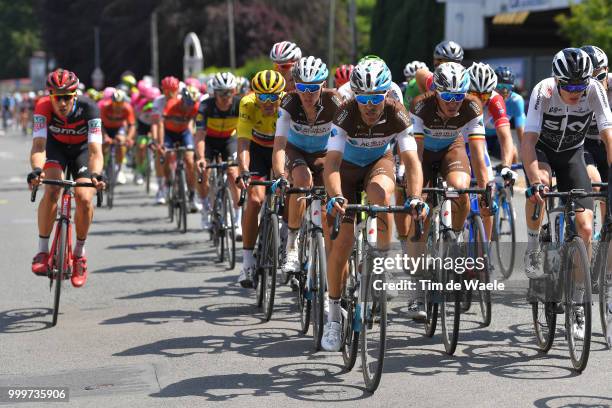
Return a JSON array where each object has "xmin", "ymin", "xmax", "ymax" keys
[
  {"xmin": 202, "ymin": 56, "xmax": 272, "ymax": 79},
  {"xmin": 556, "ymin": 0, "xmax": 612, "ymax": 56},
  {"xmin": 356, "ymin": 0, "xmax": 375, "ymax": 56},
  {"xmin": 0, "ymin": 1, "xmax": 41, "ymax": 78}
]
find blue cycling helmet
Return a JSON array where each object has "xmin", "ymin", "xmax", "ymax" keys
[
  {"xmin": 292, "ymin": 56, "xmax": 329, "ymax": 83},
  {"xmin": 350, "ymin": 59, "xmax": 392, "ymax": 93}
]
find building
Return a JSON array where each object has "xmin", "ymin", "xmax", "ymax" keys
[{"xmin": 438, "ymin": 0, "xmax": 582, "ymax": 91}]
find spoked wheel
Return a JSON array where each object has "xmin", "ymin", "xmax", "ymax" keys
[
  {"xmin": 531, "ymin": 300, "xmax": 557, "ymax": 352},
  {"xmin": 262, "ymin": 214, "xmax": 279, "ymax": 322},
  {"xmin": 145, "ymin": 149, "xmax": 152, "ymax": 195},
  {"xmin": 493, "ymin": 196, "xmax": 516, "ymax": 279},
  {"xmin": 297, "ymin": 223, "xmax": 311, "ymax": 334},
  {"xmin": 106, "ymin": 155, "xmax": 115, "ymax": 210},
  {"xmin": 424, "ymin": 229, "xmax": 439, "ymax": 338},
  {"xmin": 214, "ymin": 194, "xmax": 223, "ymax": 262},
  {"xmin": 176, "ymin": 170, "xmax": 188, "ymax": 233},
  {"xmin": 473, "ymin": 215, "xmax": 491, "ymax": 327},
  {"xmin": 440, "ymin": 231, "xmax": 461, "ymax": 355},
  {"xmin": 167, "ymin": 178, "xmax": 175, "ymax": 222},
  {"xmin": 223, "ymin": 187, "xmax": 236, "ymax": 270},
  {"xmin": 564, "ymin": 237, "xmax": 591, "ymax": 372},
  {"xmin": 597, "ymin": 240, "xmax": 612, "ymax": 349},
  {"xmin": 360, "ymin": 252, "xmax": 386, "ymax": 393},
  {"xmin": 311, "ymin": 231, "xmax": 326, "ymax": 350},
  {"xmin": 341, "ymin": 252, "xmax": 359, "ymax": 370},
  {"xmin": 50, "ymin": 222, "xmax": 68, "ymax": 327}
]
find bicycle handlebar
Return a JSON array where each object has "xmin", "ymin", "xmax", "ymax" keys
[
  {"xmin": 30, "ymin": 179, "xmax": 103, "ymax": 207},
  {"xmin": 531, "ymin": 188, "xmax": 606, "ymax": 221},
  {"xmin": 330, "ymin": 204, "xmax": 415, "ymax": 241}
]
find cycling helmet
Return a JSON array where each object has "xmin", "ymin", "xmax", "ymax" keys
[
  {"xmin": 161, "ymin": 76, "xmax": 180, "ymax": 92},
  {"xmin": 335, "ymin": 64, "xmax": 354, "ymax": 87},
  {"xmin": 102, "ymin": 87, "xmax": 115, "ymax": 100},
  {"xmin": 552, "ymin": 48, "xmax": 593, "ymax": 84},
  {"xmin": 269, "ymin": 41, "xmax": 302, "ymax": 63},
  {"xmin": 350, "ymin": 59, "xmax": 392, "ymax": 93},
  {"xmin": 403, "ymin": 61, "xmax": 428, "ymax": 78},
  {"xmin": 185, "ymin": 77, "xmax": 201, "ymax": 89},
  {"xmin": 292, "ymin": 56, "xmax": 328, "ymax": 83},
  {"xmin": 467, "ymin": 62, "xmax": 497, "ymax": 93},
  {"xmin": 433, "ymin": 40, "xmax": 464, "ymax": 62},
  {"xmin": 581, "ymin": 45, "xmax": 608, "ymax": 69},
  {"xmin": 142, "ymin": 86, "xmax": 160, "ymax": 100},
  {"xmin": 211, "ymin": 72, "xmax": 237, "ymax": 91},
  {"xmin": 46, "ymin": 68, "xmax": 79, "ymax": 93},
  {"xmin": 181, "ymin": 85, "xmax": 200, "ymax": 106},
  {"xmin": 494, "ymin": 66, "xmax": 515, "ymax": 85},
  {"xmin": 111, "ymin": 89, "xmax": 128, "ymax": 103},
  {"xmin": 137, "ymin": 80, "xmax": 150, "ymax": 94},
  {"xmin": 358, "ymin": 55, "xmax": 384, "ymax": 64},
  {"xmin": 433, "ymin": 62, "xmax": 470, "ymax": 93},
  {"xmin": 251, "ymin": 70, "xmax": 286, "ymax": 94},
  {"xmin": 236, "ymin": 76, "xmax": 250, "ymax": 94},
  {"xmin": 121, "ymin": 73, "xmax": 137, "ymax": 88}
]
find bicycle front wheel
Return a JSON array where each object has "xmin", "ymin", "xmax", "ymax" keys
[
  {"xmin": 177, "ymin": 170, "xmax": 187, "ymax": 233},
  {"xmin": 597, "ymin": 240, "xmax": 612, "ymax": 349},
  {"xmin": 424, "ymin": 227, "xmax": 439, "ymax": 337},
  {"xmin": 297, "ymin": 222, "xmax": 311, "ymax": 334},
  {"xmin": 223, "ymin": 187, "xmax": 236, "ymax": 269},
  {"xmin": 440, "ymin": 231, "xmax": 461, "ymax": 355},
  {"xmin": 360, "ymin": 251, "xmax": 386, "ymax": 393},
  {"xmin": 473, "ymin": 215, "xmax": 492, "ymax": 327},
  {"xmin": 564, "ymin": 236, "xmax": 591, "ymax": 372},
  {"xmin": 493, "ymin": 196, "xmax": 516, "ymax": 279},
  {"xmin": 262, "ymin": 214, "xmax": 279, "ymax": 322},
  {"xmin": 311, "ymin": 230, "xmax": 326, "ymax": 350},
  {"xmin": 51, "ymin": 221, "xmax": 68, "ymax": 326},
  {"xmin": 341, "ymin": 251, "xmax": 359, "ymax": 370},
  {"xmin": 106, "ymin": 155, "xmax": 115, "ymax": 209}
]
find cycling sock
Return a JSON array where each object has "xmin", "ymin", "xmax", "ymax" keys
[
  {"xmin": 38, "ymin": 235, "xmax": 50, "ymax": 254},
  {"xmin": 328, "ymin": 298, "xmax": 341, "ymax": 323},
  {"xmin": 287, "ymin": 228, "xmax": 299, "ymax": 251},
  {"xmin": 157, "ymin": 177, "xmax": 164, "ymax": 189},
  {"xmin": 398, "ymin": 236, "xmax": 408, "ymax": 255},
  {"xmin": 243, "ymin": 249, "xmax": 255, "ymax": 268},
  {"xmin": 200, "ymin": 197, "xmax": 209, "ymax": 212},
  {"xmin": 234, "ymin": 207, "xmax": 242, "ymax": 224},
  {"xmin": 74, "ymin": 239, "xmax": 86, "ymax": 258},
  {"xmin": 527, "ymin": 228, "xmax": 540, "ymax": 251}
]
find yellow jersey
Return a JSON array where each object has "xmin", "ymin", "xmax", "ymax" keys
[{"xmin": 237, "ymin": 93, "xmax": 281, "ymax": 148}]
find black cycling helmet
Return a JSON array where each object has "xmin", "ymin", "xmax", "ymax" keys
[
  {"xmin": 552, "ymin": 48, "xmax": 593, "ymax": 84},
  {"xmin": 580, "ymin": 45, "xmax": 608, "ymax": 70},
  {"xmin": 494, "ymin": 66, "xmax": 515, "ymax": 85}
]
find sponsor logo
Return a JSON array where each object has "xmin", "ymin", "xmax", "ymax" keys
[
  {"xmin": 89, "ymin": 118, "xmax": 102, "ymax": 135},
  {"xmin": 335, "ymin": 108, "xmax": 349, "ymax": 125},
  {"xmin": 330, "ymin": 128, "xmax": 338, "ymax": 138},
  {"xmin": 292, "ymin": 123, "xmax": 330, "ymax": 136},
  {"xmin": 49, "ymin": 124, "xmax": 87, "ymax": 135},
  {"xmin": 534, "ymin": 84, "xmax": 543, "ymax": 111},
  {"xmin": 33, "ymin": 115, "xmax": 46, "ymax": 132},
  {"xmin": 549, "ymin": 106, "xmax": 562, "ymax": 114},
  {"xmin": 75, "ymin": 107, "xmax": 83, "ymax": 117},
  {"xmin": 78, "ymin": 166, "xmax": 88, "ymax": 174},
  {"xmin": 397, "ymin": 110, "xmax": 411, "ymax": 127}
]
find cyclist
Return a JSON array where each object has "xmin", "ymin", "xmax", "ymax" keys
[
  {"xmin": 495, "ymin": 66, "xmax": 526, "ymax": 159},
  {"xmin": 151, "ymin": 76, "xmax": 180, "ymax": 204},
  {"xmin": 402, "ymin": 60, "xmax": 428, "ymax": 110},
  {"xmin": 28, "ymin": 69, "xmax": 105, "ymax": 287},
  {"xmin": 272, "ymin": 56, "xmax": 341, "ymax": 278},
  {"xmin": 161, "ymin": 85, "xmax": 201, "ymax": 212},
  {"xmin": 270, "ymin": 41, "xmax": 302, "ymax": 92},
  {"xmin": 406, "ymin": 62, "xmax": 490, "ymax": 319},
  {"xmin": 236, "ymin": 70, "xmax": 285, "ymax": 288},
  {"xmin": 236, "ymin": 76, "xmax": 250, "ymax": 97},
  {"xmin": 195, "ymin": 72, "xmax": 242, "ymax": 237},
  {"xmin": 415, "ymin": 40, "xmax": 464, "ymax": 94},
  {"xmin": 334, "ymin": 64, "xmax": 353, "ymax": 88},
  {"xmin": 337, "ymin": 55, "xmax": 403, "ymax": 101},
  {"xmin": 99, "ymin": 89, "xmax": 136, "ymax": 185},
  {"xmin": 322, "ymin": 59, "xmax": 426, "ymax": 351},
  {"xmin": 133, "ymin": 86, "xmax": 161, "ymax": 186},
  {"xmin": 522, "ymin": 48, "xmax": 612, "ymax": 282}
]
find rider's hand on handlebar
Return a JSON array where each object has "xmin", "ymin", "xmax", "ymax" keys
[
  {"xmin": 526, "ymin": 183, "xmax": 546, "ymax": 204},
  {"xmin": 270, "ymin": 176, "xmax": 288, "ymax": 194},
  {"xmin": 236, "ymin": 171, "xmax": 250, "ymax": 190},
  {"xmin": 326, "ymin": 195, "xmax": 346, "ymax": 216},
  {"xmin": 405, "ymin": 196, "xmax": 429, "ymax": 220},
  {"xmin": 196, "ymin": 159, "xmax": 206, "ymax": 174},
  {"xmin": 27, "ymin": 167, "xmax": 44, "ymax": 189},
  {"xmin": 500, "ymin": 166, "xmax": 518, "ymax": 186},
  {"xmin": 90, "ymin": 173, "xmax": 107, "ymax": 191}
]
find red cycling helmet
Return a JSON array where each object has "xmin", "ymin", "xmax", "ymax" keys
[
  {"xmin": 161, "ymin": 76, "xmax": 180, "ymax": 92},
  {"xmin": 335, "ymin": 64, "xmax": 354, "ymax": 87},
  {"xmin": 47, "ymin": 68, "xmax": 80, "ymax": 94}
]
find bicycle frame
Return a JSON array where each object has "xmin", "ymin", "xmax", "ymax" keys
[{"xmin": 47, "ymin": 187, "xmax": 74, "ymax": 274}]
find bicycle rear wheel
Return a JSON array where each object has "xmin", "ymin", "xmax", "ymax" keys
[
  {"xmin": 493, "ymin": 196, "xmax": 516, "ymax": 279},
  {"xmin": 440, "ymin": 231, "xmax": 461, "ymax": 355},
  {"xmin": 51, "ymin": 221, "xmax": 68, "ymax": 326},
  {"xmin": 564, "ymin": 236, "xmax": 591, "ymax": 372},
  {"xmin": 360, "ymin": 251, "xmax": 386, "ymax": 393},
  {"xmin": 341, "ymin": 251, "xmax": 359, "ymax": 370},
  {"xmin": 262, "ymin": 214, "xmax": 279, "ymax": 321},
  {"xmin": 311, "ymin": 230, "xmax": 326, "ymax": 350},
  {"xmin": 596, "ymin": 240, "xmax": 612, "ymax": 349}
]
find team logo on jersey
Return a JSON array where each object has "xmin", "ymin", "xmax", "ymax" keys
[
  {"xmin": 397, "ymin": 110, "xmax": 411, "ymax": 127},
  {"xmin": 335, "ymin": 109, "xmax": 349, "ymax": 125},
  {"xmin": 33, "ymin": 115, "xmax": 46, "ymax": 133},
  {"xmin": 88, "ymin": 118, "xmax": 102, "ymax": 136},
  {"xmin": 330, "ymin": 128, "xmax": 338, "ymax": 138}
]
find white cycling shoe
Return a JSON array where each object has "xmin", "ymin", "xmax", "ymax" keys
[{"xmin": 321, "ymin": 321, "xmax": 342, "ymax": 352}]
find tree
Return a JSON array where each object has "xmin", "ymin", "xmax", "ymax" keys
[
  {"xmin": 556, "ymin": 0, "xmax": 612, "ymax": 56},
  {"xmin": 0, "ymin": 1, "xmax": 41, "ymax": 79}
]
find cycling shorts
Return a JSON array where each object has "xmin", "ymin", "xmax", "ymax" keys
[
  {"xmin": 336, "ymin": 150, "xmax": 395, "ymax": 223},
  {"xmin": 105, "ymin": 126, "xmax": 126, "ymax": 139},
  {"xmin": 164, "ymin": 128, "xmax": 194, "ymax": 149},
  {"xmin": 485, "ymin": 135, "xmax": 501, "ymax": 159},
  {"xmin": 205, "ymin": 136, "xmax": 237, "ymax": 162},
  {"xmin": 422, "ymin": 136, "xmax": 470, "ymax": 189},
  {"xmin": 137, "ymin": 120, "xmax": 151, "ymax": 136},
  {"xmin": 465, "ymin": 141, "xmax": 494, "ymax": 180},
  {"xmin": 583, "ymin": 138, "xmax": 608, "ymax": 182},
  {"xmin": 44, "ymin": 136, "xmax": 90, "ymax": 179},
  {"xmin": 249, "ymin": 142, "xmax": 272, "ymax": 180},
  {"xmin": 285, "ymin": 142, "xmax": 326, "ymax": 187},
  {"xmin": 536, "ymin": 143, "xmax": 593, "ymax": 211}
]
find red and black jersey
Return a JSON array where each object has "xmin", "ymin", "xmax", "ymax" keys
[{"xmin": 33, "ymin": 95, "xmax": 102, "ymax": 145}]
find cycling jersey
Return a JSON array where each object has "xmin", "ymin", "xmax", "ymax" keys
[
  {"xmin": 151, "ymin": 95, "xmax": 168, "ymax": 123},
  {"xmin": 195, "ymin": 96, "xmax": 240, "ymax": 139},
  {"xmin": 163, "ymin": 98, "xmax": 199, "ymax": 133},
  {"xmin": 276, "ymin": 89, "xmax": 342, "ymax": 153},
  {"xmin": 504, "ymin": 91, "xmax": 526, "ymax": 129},
  {"xmin": 483, "ymin": 90, "xmax": 510, "ymax": 137},
  {"xmin": 98, "ymin": 99, "xmax": 135, "ymax": 130},
  {"xmin": 237, "ymin": 92, "xmax": 279, "ymax": 148},
  {"xmin": 33, "ymin": 95, "xmax": 102, "ymax": 145},
  {"xmin": 403, "ymin": 78, "xmax": 420, "ymax": 110},
  {"xmin": 411, "ymin": 92, "xmax": 485, "ymax": 152},
  {"xmin": 525, "ymin": 77, "xmax": 612, "ymax": 152},
  {"xmin": 337, "ymin": 81, "xmax": 403, "ymax": 102},
  {"xmin": 136, "ymin": 100, "xmax": 156, "ymax": 126},
  {"xmin": 586, "ymin": 74, "xmax": 612, "ymax": 140},
  {"xmin": 327, "ymin": 98, "xmax": 416, "ymax": 167}
]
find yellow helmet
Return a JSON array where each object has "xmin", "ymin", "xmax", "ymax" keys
[{"xmin": 251, "ymin": 70, "xmax": 285, "ymax": 94}]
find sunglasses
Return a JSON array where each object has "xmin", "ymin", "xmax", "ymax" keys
[
  {"xmin": 215, "ymin": 90, "xmax": 233, "ymax": 97},
  {"xmin": 274, "ymin": 63, "xmax": 294, "ymax": 71},
  {"xmin": 469, "ymin": 91, "xmax": 491, "ymax": 102},
  {"xmin": 595, "ymin": 71, "xmax": 608, "ymax": 81},
  {"xmin": 355, "ymin": 93, "xmax": 386, "ymax": 105},
  {"xmin": 560, "ymin": 83, "xmax": 588, "ymax": 93},
  {"xmin": 257, "ymin": 93, "xmax": 280, "ymax": 103},
  {"xmin": 295, "ymin": 83, "xmax": 323, "ymax": 93},
  {"xmin": 496, "ymin": 83, "xmax": 514, "ymax": 91},
  {"xmin": 51, "ymin": 93, "xmax": 76, "ymax": 102},
  {"xmin": 437, "ymin": 91, "xmax": 466, "ymax": 102}
]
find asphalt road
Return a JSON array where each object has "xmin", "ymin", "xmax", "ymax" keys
[{"xmin": 0, "ymin": 129, "xmax": 610, "ymax": 408}]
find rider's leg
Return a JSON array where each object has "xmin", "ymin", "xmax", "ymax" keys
[{"xmin": 37, "ymin": 166, "xmax": 63, "ymax": 249}]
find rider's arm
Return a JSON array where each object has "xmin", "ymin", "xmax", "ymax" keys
[
  {"xmin": 87, "ymin": 118, "xmax": 104, "ymax": 175},
  {"xmin": 31, "ymin": 112, "xmax": 47, "ymax": 169},
  {"xmin": 324, "ymin": 124, "xmax": 347, "ymax": 198},
  {"xmin": 464, "ymin": 114, "xmax": 489, "ymax": 188},
  {"xmin": 236, "ymin": 98, "xmax": 254, "ymax": 173},
  {"xmin": 488, "ymin": 95, "xmax": 513, "ymax": 167},
  {"xmin": 512, "ymin": 94, "xmax": 526, "ymax": 147},
  {"xmin": 126, "ymin": 105, "xmax": 136, "ymax": 141},
  {"xmin": 194, "ymin": 108, "xmax": 207, "ymax": 160},
  {"xmin": 272, "ymin": 106, "xmax": 291, "ymax": 178},
  {"xmin": 588, "ymin": 80, "xmax": 612, "ymax": 167},
  {"xmin": 415, "ymin": 68, "xmax": 431, "ymax": 94}
]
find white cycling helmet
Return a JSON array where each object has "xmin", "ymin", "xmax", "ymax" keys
[
  {"xmin": 269, "ymin": 41, "xmax": 302, "ymax": 64},
  {"xmin": 211, "ymin": 72, "xmax": 237, "ymax": 91},
  {"xmin": 552, "ymin": 48, "xmax": 593, "ymax": 84},
  {"xmin": 433, "ymin": 62, "xmax": 470, "ymax": 93},
  {"xmin": 581, "ymin": 45, "xmax": 608, "ymax": 70},
  {"xmin": 292, "ymin": 56, "xmax": 329, "ymax": 83},
  {"xmin": 350, "ymin": 59, "xmax": 392, "ymax": 93},
  {"xmin": 403, "ymin": 61, "xmax": 428, "ymax": 79},
  {"xmin": 467, "ymin": 62, "xmax": 497, "ymax": 93},
  {"xmin": 434, "ymin": 40, "xmax": 464, "ymax": 62}
]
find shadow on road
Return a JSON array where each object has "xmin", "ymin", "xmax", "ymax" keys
[
  {"xmin": 533, "ymin": 394, "xmax": 612, "ymax": 407},
  {"xmin": 0, "ymin": 308, "xmax": 53, "ymax": 333}
]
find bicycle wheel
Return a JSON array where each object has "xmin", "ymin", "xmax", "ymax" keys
[
  {"xmin": 106, "ymin": 154, "xmax": 115, "ymax": 209},
  {"xmin": 341, "ymin": 251, "xmax": 359, "ymax": 370},
  {"xmin": 177, "ymin": 169, "xmax": 187, "ymax": 233},
  {"xmin": 440, "ymin": 231, "xmax": 461, "ymax": 355},
  {"xmin": 262, "ymin": 213, "xmax": 279, "ymax": 321},
  {"xmin": 564, "ymin": 236, "xmax": 591, "ymax": 372},
  {"xmin": 596, "ymin": 239, "xmax": 612, "ymax": 349},
  {"xmin": 311, "ymin": 230, "xmax": 326, "ymax": 350},
  {"xmin": 223, "ymin": 187, "xmax": 236, "ymax": 269},
  {"xmin": 51, "ymin": 221, "xmax": 68, "ymax": 326},
  {"xmin": 473, "ymin": 215, "xmax": 492, "ymax": 327},
  {"xmin": 145, "ymin": 149, "xmax": 152, "ymax": 195},
  {"xmin": 214, "ymin": 191, "xmax": 223, "ymax": 262},
  {"xmin": 297, "ymin": 221, "xmax": 311, "ymax": 334},
  {"xmin": 424, "ymin": 226, "xmax": 439, "ymax": 337},
  {"xmin": 493, "ymin": 195, "xmax": 516, "ymax": 279},
  {"xmin": 360, "ymin": 251, "xmax": 386, "ymax": 393}
]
